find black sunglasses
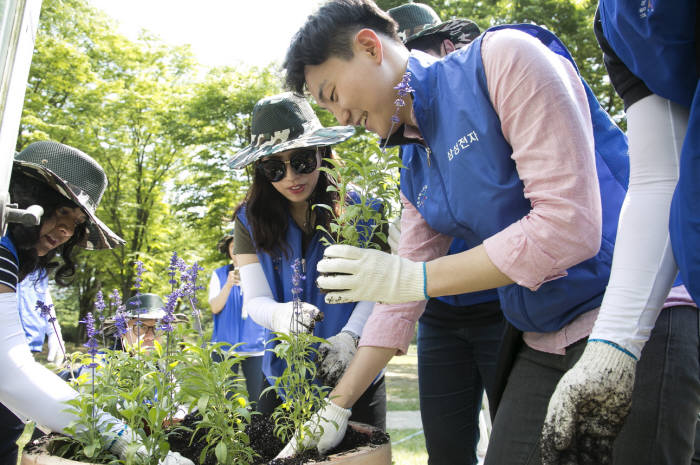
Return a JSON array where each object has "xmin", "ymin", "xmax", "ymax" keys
[{"xmin": 257, "ymin": 148, "xmax": 319, "ymax": 182}]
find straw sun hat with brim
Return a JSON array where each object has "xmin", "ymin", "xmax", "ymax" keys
[
  {"xmin": 388, "ymin": 2, "xmax": 481, "ymax": 48},
  {"xmin": 13, "ymin": 141, "xmax": 124, "ymax": 250},
  {"xmin": 227, "ymin": 92, "xmax": 355, "ymax": 169}
]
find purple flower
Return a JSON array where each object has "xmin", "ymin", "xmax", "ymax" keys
[
  {"xmin": 35, "ymin": 300, "xmax": 56, "ymax": 323},
  {"xmin": 159, "ymin": 289, "xmax": 180, "ymax": 333},
  {"xmin": 109, "ymin": 289, "xmax": 122, "ymax": 311},
  {"xmin": 134, "ymin": 260, "xmax": 145, "ymax": 293},
  {"xmin": 80, "ymin": 312, "xmax": 99, "ymax": 360},
  {"xmin": 291, "ymin": 259, "xmax": 305, "ymax": 300},
  {"xmin": 168, "ymin": 252, "xmax": 179, "ymax": 287},
  {"xmin": 113, "ymin": 310, "xmax": 128, "ymax": 337},
  {"xmin": 382, "ymin": 71, "xmax": 414, "ymax": 150},
  {"xmin": 94, "ymin": 291, "xmax": 105, "ymax": 319}
]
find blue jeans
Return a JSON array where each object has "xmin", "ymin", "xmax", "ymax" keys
[
  {"xmin": 485, "ymin": 305, "xmax": 700, "ymax": 465},
  {"xmin": 417, "ymin": 318, "xmax": 505, "ymax": 465}
]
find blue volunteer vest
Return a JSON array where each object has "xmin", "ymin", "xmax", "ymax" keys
[
  {"xmin": 238, "ymin": 193, "xmax": 380, "ymax": 386},
  {"xmin": 598, "ymin": 0, "xmax": 697, "ymax": 108},
  {"xmin": 18, "ymin": 271, "xmax": 52, "ymax": 351},
  {"xmin": 212, "ymin": 265, "xmax": 266, "ymax": 353},
  {"xmin": 400, "ymin": 24, "xmax": 629, "ymax": 332}
]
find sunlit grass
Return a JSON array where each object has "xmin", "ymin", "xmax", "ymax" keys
[
  {"xmin": 389, "ymin": 428, "xmax": 427, "ymax": 465},
  {"xmin": 386, "ymin": 344, "xmax": 420, "ymax": 410}
]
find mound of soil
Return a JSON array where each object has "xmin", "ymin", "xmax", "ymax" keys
[{"xmin": 168, "ymin": 412, "xmax": 389, "ymax": 465}]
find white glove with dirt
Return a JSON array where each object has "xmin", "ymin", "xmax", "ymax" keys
[
  {"xmin": 317, "ymin": 331, "xmax": 359, "ymax": 387},
  {"xmin": 270, "ymin": 301, "xmax": 323, "ymax": 335},
  {"xmin": 275, "ymin": 399, "xmax": 351, "ymax": 459},
  {"xmin": 47, "ymin": 327, "xmax": 65, "ymax": 365},
  {"xmin": 540, "ymin": 340, "xmax": 636, "ymax": 465},
  {"xmin": 317, "ymin": 245, "xmax": 426, "ymax": 304}
]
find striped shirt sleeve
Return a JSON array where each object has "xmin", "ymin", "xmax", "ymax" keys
[{"xmin": 0, "ymin": 245, "xmax": 19, "ymax": 291}]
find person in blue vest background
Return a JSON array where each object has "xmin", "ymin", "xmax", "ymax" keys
[
  {"xmin": 385, "ymin": 5, "xmax": 504, "ymax": 465},
  {"xmin": 208, "ymin": 233, "xmax": 266, "ymax": 404},
  {"xmin": 18, "ymin": 270, "xmax": 65, "ymax": 365},
  {"xmin": 227, "ymin": 92, "xmax": 387, "ymax": 458},
  {"xmin": 541, "ymin": 3, "xmax": 700, "ymax": 464},
  {"xmin": 279, "ymin": 0, "xmax": 694, "ymax": 462}
]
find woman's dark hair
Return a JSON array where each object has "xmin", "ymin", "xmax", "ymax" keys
[
  {"xmin": 238, "ymin": 146, "xmax": 339, "ymax": 257},
  {"xmin": 217, "ymin": 235, "xmax": 234, "ymax": 258},
  {"xmin": 284, "ymin": 0, "xmax": 400, "ymax": 93},
  {"xmin": 7, "ymin": 171, "xmax": 87, "ymax": 285}
]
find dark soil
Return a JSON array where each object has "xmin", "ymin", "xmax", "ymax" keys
[
  {"xmin": 168, "ymin": 412, "xmax": 389, "ymax": 465},
  {"xmin": 24, "ymin": 413, "xmax": 389, "ymax": 465}
]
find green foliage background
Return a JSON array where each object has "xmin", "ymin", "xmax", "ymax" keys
[{"xmin": 19, "ymin": 0, "xmax": 622, "ymax": 341}]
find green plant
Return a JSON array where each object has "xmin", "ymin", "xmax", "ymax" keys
[
  {"xmin": 176, "ymin": 342, "xmax": 256, "ymax": 464},
  {"xmin": 266, "ymin": 259, "xmax": 330, "ymax": 450},
  {"xmin": 316, "ymin": 144, "xmax": 402, "ymax": 249}
]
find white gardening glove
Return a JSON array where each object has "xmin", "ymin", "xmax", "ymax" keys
[
  {"xmin": 540, "ymin": 340, "xmax": 636, "ymax": 465},
  {"xmin": 387, "ymin": 217, "xmax": 401, "ymax": 255},
  {"xmin": 316, "ymin": 244, "xmax": 426, "ymax": 304},
  {"xmin": 270, "ymin": 301, "xmax": 323, "ymax": 335},
  {"xmin": 108, "ymin": 424, "xmax": 194, "ymax": 465},
  {"xmin": 317, "ymin": 331, "xmax": 359, "ymax": 387},
  {"xmin": 275, "ymin": 399, "xmax": 351, "ymax": 459},
  {"xmin": 47, "ymin": 326, "xmax": 65, "ymax": 365}
]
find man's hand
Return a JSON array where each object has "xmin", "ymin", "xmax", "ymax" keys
[
  {"xmin": 316, "ymin": 245, "xmax": 426, "ymax": 304},
  {"xmin": 275, "ymin": 399, "xmax": 351, "ymax": 459},
  {"xmin": 47, "ymin": 327, "xmax": 65, "ymax": 365},
  {"xmin": 270, "ymin": 301, "xmax": 323, "ymax": 335},
  {"xmin": 317, "ymin": 331, "xmax": 359, "ymax": 387},
  {"xmin": 540, "ymin": 340, "xmax": 636, "ymax": 465}
]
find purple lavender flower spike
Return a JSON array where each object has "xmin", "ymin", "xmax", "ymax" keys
[
  {"xmin": 94, "ymin": 291, "xmax": 106, "ymax": 315},
  {"xmin": 382, "ymin": 71, "xmax": 414, "ymax": 152},
  {"xmin": 80, "ymin": 312, "xmax": 100, "ymax": 368},
  {"xmin": 134, "ymin": 260, "xmax": 145, "ymax": 297},
  {"xmin": 114, "ymin": 310, "xmax": 128, "ymax": 337},
  {"xmin": 36, "ymin": 300, "xmax": 56, "ymax": 323},
  {"xmin": 159, "ymin": 289, "xmax": 180, "ymax": 333}
]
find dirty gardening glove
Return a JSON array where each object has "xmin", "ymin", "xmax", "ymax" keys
[
  {"xmin": 317, "ymin": 244, "xmax": 426, "ymax": 304},
  {"xmin": 108, "ymin": 424, "xmax": 194, "ymax": 465},
  {"xmin": 541, "ymin": 340, "xmax": 636, "ymax": 465},
  {"xmin": 47, "ymin": 326, "xmax": 65, "ymax": 365},
  {"xmin": 317, "ymin": 331, "xmax": 359, "ymax": 387},
  {"xmin": 270, "ymin": 301, "xmax": 323, "ymax": 335},
  {"xmin": 275, "ymin": 399, "xmax": 352, "ymax": 459}
]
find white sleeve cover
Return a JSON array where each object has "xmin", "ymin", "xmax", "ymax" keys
[
  {"xmin": 590, "ymin": 95, "xmax": 689, "ymax": 358},
  {"xmin": 0, "ymin": 292, "xmax": 78, "ymax": 432},
  {"xmin": 239, "ymin": 262, "xmax": 283, "ymax": 331},
  {"xmin": 342, "ymin": 301, "xmax": 375, "ymax": 338}
]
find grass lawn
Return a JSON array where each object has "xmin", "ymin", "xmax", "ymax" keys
[{"xmin": 389, "ymin": 428, "xmax": 428, "ymax": 465}]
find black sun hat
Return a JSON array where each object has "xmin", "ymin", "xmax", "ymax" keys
[
  {"xmin": 13, "ymin": 141, "xmax": 124, "ymax": 250},
  {"xmin": 227, "ymin": 92, "xmax": 355, "ymax": 169},
  {"xmin": 388, "ymin": 2, "xmax": 481, "ymax": 49}
]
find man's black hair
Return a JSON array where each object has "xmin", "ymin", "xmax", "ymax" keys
[{"xmin": 284, "ymin": 0, "xmax": 400, "ymax": 94}]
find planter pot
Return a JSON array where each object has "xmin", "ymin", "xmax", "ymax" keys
[{"xmin": 22, "ymin": 422, "xmax": 391, "ymax": 465}]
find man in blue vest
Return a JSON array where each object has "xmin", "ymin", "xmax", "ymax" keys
[
  {"xmin": 277, "ymin": 0, "xmax": 648, "ymax": 462},
  {"xmin": 386, "ymin": 4, "xmax": 503, "ymax": 465}
]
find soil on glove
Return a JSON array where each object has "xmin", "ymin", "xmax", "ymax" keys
[{"xmin": 168, "ymin": 412, "xmax": 389, "ymax": 465}]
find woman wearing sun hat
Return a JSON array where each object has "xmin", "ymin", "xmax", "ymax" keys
[
  {"xmin": 0, "ymin": 141, "xmax": 192, "ymax": 465},
  {"xmin": 229, "ymin": 93, "xmax": 387, "ymax": 450}
]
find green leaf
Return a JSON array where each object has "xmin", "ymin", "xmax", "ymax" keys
[{"xmin": 215, "ymin": 441, "xmax": 227, "ymax": 463}]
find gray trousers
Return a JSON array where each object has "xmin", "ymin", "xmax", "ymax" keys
[{"xmin": 485, "ymin": 305, "xmax": 700, "ymax": 465}]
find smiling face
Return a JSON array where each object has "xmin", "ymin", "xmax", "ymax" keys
[
  {"xmin": 305, "ymin": 29, "xmax": 409, "ymax": 139},
  {"xmin": 265, "ymin": 148, "xmax": 322, "ymax": 207},
  {"xmin": 35, "ymin": 206, "xmax": 87, "ymax": 256}
]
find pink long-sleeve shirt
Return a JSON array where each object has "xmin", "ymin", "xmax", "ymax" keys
[{"xmin": 360, "ymin": 28, "xmax": 605, "ymax": 355}]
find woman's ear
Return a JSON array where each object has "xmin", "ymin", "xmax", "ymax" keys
[{"xmin": 354, "ymin": 28, "xmax": 383, "ymax": 63}]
